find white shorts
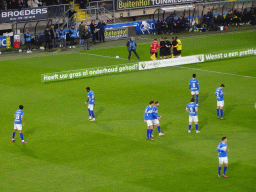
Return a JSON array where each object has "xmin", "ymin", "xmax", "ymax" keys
[
  {"xmin": 189, "ymin": 115, "xmax": 198, "ymax": 123},
  {"xmin": 14, "ymin": 124, "xmax": 22, "ymax": 131},
  {"xmin": 88, "ymin": 104, "xmax": 94, "ymax": 110},
  {"xmin": 219, "ymin": 157, "xmax": 228, "ymax": 164},
  {"xmin": 153, "ymin": 119, "xmax": 159, "ymax": 125},
  {"xmin": 217, "ymin": 101, "xmax": 224, "ymax": 107},
  {"xmin": 146, "ymin": 120, "xmax": 153, "ymax": 127},
  {"xmin": 191, "ymin": 91, "xmax": 199, "ymax": 95}
]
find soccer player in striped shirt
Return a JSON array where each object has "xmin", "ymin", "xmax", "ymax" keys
[
  {"xmin": 217, "ymin": 137, "xmax": 229, "ymax": 177},
  {"xmin": 12, "ymin": 105, "xmax": 27, "ymax": 143}
]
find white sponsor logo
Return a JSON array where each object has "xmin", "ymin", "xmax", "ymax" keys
[
  {"xmin": 0, "ymin": 38, "xmax": 6, "ymax": 47},
  {"xmin": 1, "ymin": 8, "xmax": 47, "ymax": 18}
]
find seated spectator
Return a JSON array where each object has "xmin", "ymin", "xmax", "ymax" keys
[
  {"xmin": 226, "ymin": 10, "xmax": 233, "ymax": 25},
  {"xmin": 233, "ymin": 10, "xmax": 241, "ymax": 26},
  {"xmin": 242, "ymin": 8, "xmax": 249, "ymax": 23},
  {"xmin": 217, "ymin": 13, "xmax": 224, "ymax": 26}
]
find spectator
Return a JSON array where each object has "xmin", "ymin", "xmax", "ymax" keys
[
  {"xmin": 10, "ymin": 0, "xmax": 19, "ymax": 9},
  {"xmin": 58, "ymin": 27, "xmax": 67, "ymax": 49},
  {"xmin": 68, "ymin": 8, "xmax": 76, "ymax": 28},
  {"xmin": 166, "ymin": 14, "xmax": 174, "ymax": 34},
  {"xmin": 242, "ymin": 8, "xmax": 249, "ymax": 24},
  {"xmin": 44, "ymin": 27, "xmax": 51, "ymax": 50},
  {"xmin": 126, "ymin": 37, "xmax": 140, "ymax": 61},
  {"xmin": 69, "ymin": 25, "xmax": 77, "ymax": 48},
  {"xmin": 28, "ymin": 0, "xmax": 39, "ymax": 8},
  {"xmin": 82, "ymin": 25, "xmax": 90, "ymax": 51},
  {"xmin": 183, "ymin": 15, "xmax": 190, "ymax": 30},
  {"xmin": 155, "ymin": 19, "xmax": 165, "ymax": 35},
  {"xmin": 98, "ymin": 18, "xmax": 106, "ymax": 42},
  {"xmin": 226, "ymin": 10, "xmax": 233, "ymax": 26},
  {"xmin": 79, "ymin": 21, "xmax": 85, "ymax": 46},
  {"xmin": 178, "ymin": 16, "xmax": 184, "ymax": 31},
  {"xmin": 50, "ymin": 25, "xmax": 57, "ymax": 48},
  {"xmin": 206, "ymin": 8, "xmax": 213, "ymax": 30},
  {"xmin": 233, "ymin": 10, "xmax": 241, "ymax": 26},
  {"xmin": 90, "ymin": 20, "xmax": 97, "ymax": 44},
  {"xmin": 171, "ymin": 20, "xmax": 177, "ymax": 33},
  {"xmin": 216, "ymin": 13, "xmax": 224, "ymax": 26},
  {"xmin": 24, "ymin": 29, "xmax": 32, "ymax": 53}
]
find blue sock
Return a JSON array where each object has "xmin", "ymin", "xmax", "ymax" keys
[
  {"xmin": 223, "ymin": 166, "xmax": 227, "ymax": 175},
  {"xmin": 12, "ymin": 132, "xmax": 16, "ymax": 139},
  {"xmin": 91, "ymin": 110, "xmax": 95, "ymax": 118},
  {"xmin": 218, "ymin": 166, "xmax": 221, "ymax": 174},
  {"xmin": 196, "ymin": 95, "xmax": 199, "ymax": 104},
  {"xmin": 195, "ymin": 124, "xmax": 198, "ymax": 131},
  {"xmin": 88, "ymin": 109, "xmax": 91, "ymax": 117},
  {"xmin": 149, "ymin": 129, "xmax": 152, "ymax": 138},
  {"xmin": 220, "ymin": 109, "xmax": 223, "ymax": 118},
  {"xmin": 188, "ymin": 125, "xmax": 191, "ymax": 131},
  {"xmin": 147, "ymin": 129, "xmax": 150, "ymax": 138},
  {"xmin": 20, "ymin": 133, "xmax": 24, "ymax": 141},
  {"xmin": 217, "ymin": 109, "xmax": 219, "ymax": 117},
  {"xmin": 157, "ymin": 126, "xmax": 161, "ymax": 133}
]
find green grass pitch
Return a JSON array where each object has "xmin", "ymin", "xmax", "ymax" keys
[{"xmin": 1, "ymin": 30, "xmax": 256, "ymax": 192}]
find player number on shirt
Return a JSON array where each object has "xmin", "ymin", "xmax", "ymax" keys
[
  {"xmin": 15, "ymin": 115, "xmax": 20, "ymax": 120},
  {"xmin": 190, "ymin": 107, "xmax": 193, "ymax": 113},
  {"xmin": 193, "ymin": 83, "xmax": 195, "ymax": 87}
]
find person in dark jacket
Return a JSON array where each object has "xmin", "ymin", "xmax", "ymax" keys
[
  {"xmin": 126, "ymin": 37, "xmax": 140, "ymax": 61},
  {"xmin": 217, "ymin": 13, "xmax": 224, "ymax": 26},
  {"xmin": 97, "ymin": 18, "xmax": 106, "ymax": 42},
  {"xmin": 82, "ymin": 25, "xmax": 91, "ymax": 51},
  {"xmin": 24, "ymin": 29, "xmax": 32, "ymax": 53},
  {"xmin": 79, "ymin": 22, "xmax": 85, "ymax": 46},
  {"xmin": 50, "ymin": 25, "xmax": 57, "ymax": 48},
  {"xmin": 90, "ymin": 20, "xmax": 97, "ymax": 44},
  {"xmin": 44, "ymin": 27, "xmax": 51, "ymax": 50}
]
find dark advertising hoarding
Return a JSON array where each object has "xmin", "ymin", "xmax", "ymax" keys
[{"xmin": 0, "ymin": 7, "xmax": 48, "ymax": 23}]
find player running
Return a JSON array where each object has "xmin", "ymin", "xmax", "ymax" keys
[
  {"xmin": 12, "ymin": 105, "xmax": 27, "ymax": 143},
  {"xmin": 84, "ymin": 87, "xmax": 95, "ymax": 121},
  {"xmin": 186, "ymin": 98, "xmax": 200, "ymax": 133},
  {"xmin": 189, "ymin": 74, "xmax": 199, "ymax": 105},
  {"xmin": 144, "ymin": 101, "xmax": 161, "ymax": 140},
  {"xmin": 152, "ymin": 101, "xmax": 165, "ymax": 137},
  {"xmin": 217, "ymin": 137, "xmax": 229, "ymax": 177},
  {"xmin": 215, "ymin": 84, "xmax": 225, "ymax": 119}
]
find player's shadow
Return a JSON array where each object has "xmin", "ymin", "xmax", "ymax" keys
[
  {"xmin": 17, "ymin": 144, "xmax": 38, "ymax": 159},
  {"xmin": 96, "ymin": 106, "xmax": 104, "ymax": 117},
  {"xmin": 23, "ymin": 126, "xmax": 37, "ymax": 138},
  {"xmin": 224, "ymin": 104, "xmax": 238, "ymax": 116},
  {"xmin": 198, "ymin": 118, "xmax": 208, "ymax": 132},
  {"xmin": 199, "ymin": 92, "xmax": 209, "ymax": 104}
]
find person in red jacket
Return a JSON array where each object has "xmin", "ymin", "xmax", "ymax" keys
[{"xmin": 150, "ymin": 39, "xmax": 161, "ymax": 59}]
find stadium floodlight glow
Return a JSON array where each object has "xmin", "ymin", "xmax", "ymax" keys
[{"xmin": 161, "ymin": 5, "xmax": 195, "ymax": 11}]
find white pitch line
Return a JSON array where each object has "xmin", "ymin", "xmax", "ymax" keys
[
  {"xmin": 175, "ymin": 66, "xmax": 256, "ymax": 79},
  {"xmin": 77, "ymin": 52, "xmax": 130, "ymax": 61}
]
